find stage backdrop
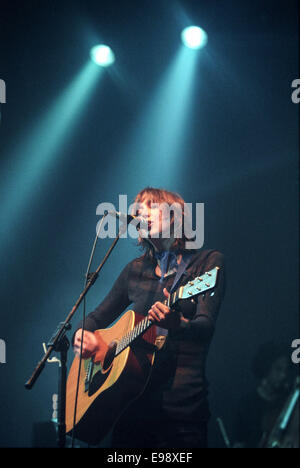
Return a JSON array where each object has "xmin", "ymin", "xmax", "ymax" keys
[{"xmin": 0, "ymin": 0, "xmax": 298, "ymax": 448}]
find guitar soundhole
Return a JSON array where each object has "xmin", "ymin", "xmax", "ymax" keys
[
  {"xmin": 102, "ymin": 340, "xmax": 117, "ymax": 372},
  {"xmin": 87, "ymin": 341, "xmax": 117, "ymax": 396}
]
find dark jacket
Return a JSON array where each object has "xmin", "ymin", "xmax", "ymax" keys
[{"xmin": 76, "ymin": 248, "xmax": 225, "ymax": 425}]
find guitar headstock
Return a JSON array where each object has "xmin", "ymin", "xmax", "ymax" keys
[{"xmin": 180, "ymin": 266, "xmax": 220, "ymax": 300}]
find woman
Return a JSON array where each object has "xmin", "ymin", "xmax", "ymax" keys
[{"xmin": 73, "ymin": 187, "xmax": 225, "ymax": 448}]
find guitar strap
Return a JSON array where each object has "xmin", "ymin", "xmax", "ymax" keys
[
  {"xmin": 155, "ymin": 252, "xmax": 194, "ymax": 347},
  {"xmin": 170, "ymin": 251, "xmax": 194, "ymax": 293},
  {"xmin": 155, "ymin": 249, "xmax": 217, "ymax": 349}
]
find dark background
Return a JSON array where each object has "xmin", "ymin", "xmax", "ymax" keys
[{"xmin": 0, "ymin": 0, "xmax": 299, "ymax": 448}]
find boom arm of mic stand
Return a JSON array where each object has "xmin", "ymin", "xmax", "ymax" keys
[{"xmin": 24, "ymin": 231, "xmax": 121, "ymax": 390}]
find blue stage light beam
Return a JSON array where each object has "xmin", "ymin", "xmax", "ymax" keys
[
  {"xmin": 0, "ymin": 60, "xmax": 102, "ymax": 249},
  {"xmin": 117, "ymin": 45, "xmax": 199, "ymax": 188}
]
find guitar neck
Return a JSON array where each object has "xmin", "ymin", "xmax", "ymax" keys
[
  {"xmin": 115, "ymin": 316, "xmax": 153, "ymax": 356},
  {"xmin": 114, "ymin": 267, "xmax": 219, "ymax": 357},
  {"xmin": 115, "ymin": 288, "xmax": 184, "ymax": 356}
]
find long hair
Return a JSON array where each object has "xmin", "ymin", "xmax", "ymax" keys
[{"xmin": 131, "ymin": 187, "xmax": 194, "ymax": 262}]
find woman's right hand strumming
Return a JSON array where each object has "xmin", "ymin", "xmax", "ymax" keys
[{"xmin": 73, "ymin": 329, "xmax": 99, "ymax": 359}]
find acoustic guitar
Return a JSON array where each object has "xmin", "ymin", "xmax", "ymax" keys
[{"xmin": 65, "ymin": 266, "xmax": 220, "ymax": 445}]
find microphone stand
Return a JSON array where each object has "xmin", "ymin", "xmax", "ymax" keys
[{"xmin": 25, "ymin": 216, "xmax": 129, "ymax": 448}]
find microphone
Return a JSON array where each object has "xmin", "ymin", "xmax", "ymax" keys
[{"xmin": 104, "ymin": 210, "xmax": 147, "ymax": 229}]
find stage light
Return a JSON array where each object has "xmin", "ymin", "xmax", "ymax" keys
[
  {"xmin": 90, "ymin": 45, "xmax": 115, "ymax": 67},
  {"xmin": 117, "ymin": 43, "xmax": 199, "ymax": 188},
  {"xmin": 181, "ymin": 26, "xmax": 207, "ymax": 49},
  {"xmin": 0, "ymin": 60, "xmax": 102, "ymax": 252}
]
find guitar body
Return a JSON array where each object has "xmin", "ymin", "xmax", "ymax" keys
[
  {"xmin": 65, "ymin": 310, "xmax": 157, "ymax": 445},
  {"xmin": 65, "ymin": 266, "xmax": 220, "ymax": 445}
]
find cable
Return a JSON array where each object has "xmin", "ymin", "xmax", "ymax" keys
[{"xmin": 70, "ymin": 214, "xmax": 106, "ymax": 448}]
